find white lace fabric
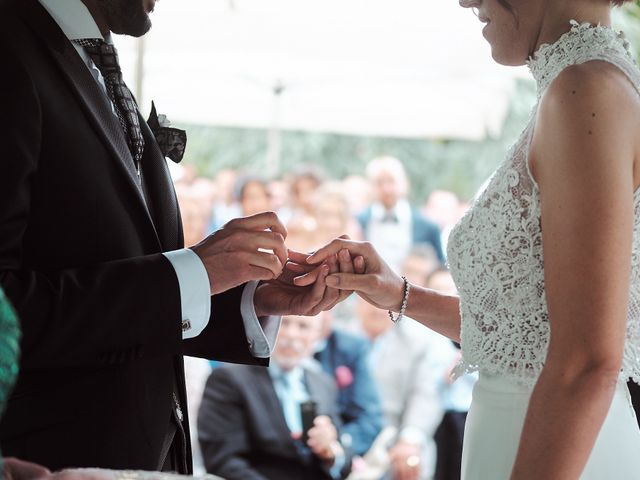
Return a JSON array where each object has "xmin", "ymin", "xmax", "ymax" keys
[{"xmin": 447, "ymin": 21, "xmax": 640, "ymax": 386}]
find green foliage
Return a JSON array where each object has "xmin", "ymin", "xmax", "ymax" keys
[{"xmin": 614, "ymin": 2, "xmax": 640, "ymax": 63}]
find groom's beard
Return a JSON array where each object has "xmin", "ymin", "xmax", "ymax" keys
[{"xmin": 98, "ymin": 0, "xmax": 152, "ymax": 37}]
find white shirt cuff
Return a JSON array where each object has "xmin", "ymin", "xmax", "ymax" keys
[
  {"xmin": 162, "ymin": 249, "xmax": 211, "ymax": 339},
  {"xmin": 240, "ymin": 281, "xmax": 280, "ymax": 358}
]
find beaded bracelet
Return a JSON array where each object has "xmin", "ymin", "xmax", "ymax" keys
[{"xmin": 388, "ymin": 276, "xmax": 411, "ymax": 324}]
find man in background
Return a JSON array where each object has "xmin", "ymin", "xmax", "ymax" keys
[
  {"xmin": 199, "ymin": 314, "xmax": 352, "ymax": 480},
  {"xmin": 357, "ymin": 156, "xmax": 444, "ymax": 271},
  {"xmin": 357, "ymin": 299, "xmax": 455, "ymax": 480}
]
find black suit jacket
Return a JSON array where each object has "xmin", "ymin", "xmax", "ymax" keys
[
  {"xmin": 198, "ymin": 364, "xmax": 352, "ymax": 480},
  {"xmin": 0, "ymin": 0, "xmax": 266, "ymax": 472}
]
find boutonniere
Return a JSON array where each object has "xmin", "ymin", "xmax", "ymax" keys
[
  {"xmin": 335, "ymin": 365, "xmax": 354, "ymax": 389},
  {"xmin": 147, "ymin": 101, "xmax": 187, "ymax": 163}
]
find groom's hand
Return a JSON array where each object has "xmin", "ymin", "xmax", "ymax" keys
[
  {"xmin": 190, "ymin": 212, "xmax": 288, "ymax": 295},
  {"xmin": 252, "ymin": 260, "xmax": 333, "ymax": 317},
  {"xmin": 3, "ymin": 457, "xmax": 50, "ymax": 480}
]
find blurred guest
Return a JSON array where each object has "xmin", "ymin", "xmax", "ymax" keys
[
  {"xmin": 314, "ymin": 311, "xmax": 383, "ymax": 457},
  {"xmin": 198, "ymin": 314, "xmax": 352, "ymax": 480},
  {"xmin": 314, "ymin": 183, "xmax": 363, "ymax": 248},
  {"xmin": 287, "ymin": 167, "xmax": 324, "ymax": 252},
  {"xmin": 269, "ymin": 176, "xmax": 294, "ymax": 224},
  {"xmin": 421, "ymin": 191, "xmax": 461, "ymax": 253},
  {"xmin": 357, "ymin": 157, "xmax": 444, "ymax": 271},
  {"xmin": 425, "ymin": 269, "xmax": 476, "ymax": 480},
  {"xmin": 401, "ymin": 245, "xmax": 441, "ymax": 288},
  {"xmin": 209, "ymin": 168, "xmax": 241, "ymax": 231},
  {"xmin": 341, "ymin": 175, "xmax": 372, "ymax": 217},
  {"xmin": 358, "ymin": 299, "xmax": 455, "ymax": 480},
  {"xmin": 237, "ymin": 177, "xmax": 272, "ymax": 217},
  {"xmin": 176, "ymin": 189, "xmax": 215, "ymax": 248}
]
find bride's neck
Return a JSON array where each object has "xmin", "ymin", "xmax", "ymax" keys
[{"xmin": 532, "ymin": 0, "xmax": 612, "ymax": 53}]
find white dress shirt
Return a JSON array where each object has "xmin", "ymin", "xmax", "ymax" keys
[
  {"xmin": 367, "ymin": 199, "xmax": 413, "ymax": 271},
  {"xmin": 39, "ymin": 0, "xmax": 278, "ymax": 354}
]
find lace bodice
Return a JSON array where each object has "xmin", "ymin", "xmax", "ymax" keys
[{"xmin": 447, "ymin": 21, "xmax": 640, "ymax": 386}]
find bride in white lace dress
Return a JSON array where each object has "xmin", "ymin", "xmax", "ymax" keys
[{"xmin": 303, "ymin": 0, "xmax": 640, "ymax": 478}]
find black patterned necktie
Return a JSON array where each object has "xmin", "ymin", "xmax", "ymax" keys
[{"xmin": 73, "ymin": 39, "xmax": 145, "ymax": 175}]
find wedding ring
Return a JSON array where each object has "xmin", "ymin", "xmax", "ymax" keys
[{"xmin": 406, "ymin": 455, "xmax": 420, "ymax": 468}]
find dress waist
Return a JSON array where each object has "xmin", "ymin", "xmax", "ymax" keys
[{"xmin": 475, "ymin": 372, "xmax": 631, "ymax": 398}]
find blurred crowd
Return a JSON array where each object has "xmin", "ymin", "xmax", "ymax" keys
[{"xmin": 174, "ymin": 156, "xmax": 477, "ymax": 480}]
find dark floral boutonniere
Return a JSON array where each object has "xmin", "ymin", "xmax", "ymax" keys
[{"xmin": 147, "ymin": 101, "xmax": 187, "ymax": 163}]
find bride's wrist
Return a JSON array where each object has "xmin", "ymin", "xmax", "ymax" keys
[{"xmin": 389, "ymin": 276, "xmax": 405, "ymax": 312}]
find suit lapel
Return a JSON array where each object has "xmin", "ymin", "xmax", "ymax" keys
[
  {"xmin": 139, "ymin": 117, "xmax": 182, "ymax": 250},
  {"xmin": 18, "ymin": 0, "xmax": 161, "ymax": 248}
]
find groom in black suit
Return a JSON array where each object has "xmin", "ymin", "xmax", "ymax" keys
[{"xmin": 0, "ymin": 0, "xmax": 339, "ymax": 473}]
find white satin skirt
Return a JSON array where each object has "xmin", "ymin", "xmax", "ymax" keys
[{"xmin": 461, "ymin": 374, "xmax": 640, "ymax": 479}]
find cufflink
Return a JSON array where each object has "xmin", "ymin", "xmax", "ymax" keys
[{"xmin": 182, "ymin": 319, "xmax": 192, "ymax": 332}]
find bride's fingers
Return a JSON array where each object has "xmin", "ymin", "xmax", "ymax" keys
[
  {"xmin": 287, "ymin": 249, "xmax": 313, "ymax": 264},
  {"xmin": 285, "ymin": 261, "xmax": 315, "ymax": 274},
  {"xmin": 304, "ymin": 265, "xmax": 330, "ymax": 312},
  {"xmin": 307, "ymin": 238, "xmax": 368, "ymax": 265},
  {"xmin": 327, "ymin": 254, "xmax": 339, "ymax": 275},
  {"xmin": 325, "ymin": 273, "xmax": 376, "ymax": 292},
  {"xmin": 334, "ymin": 248, "xmax": 356, "ymax": 303},
  {"xmin": 338, "ymin": 248, "xmax": 355, "ymax": 275},
  {"xmin": 293, "ymin": 264, "xmax": 325, "ymax": 286}
]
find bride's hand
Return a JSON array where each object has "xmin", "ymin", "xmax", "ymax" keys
[
  {"xmin": 286, "ymin": 235, "xmax": 361, "ymax": 309},
  {"xmin": 299, "ymin": 238, "xmax": 405, "ymax": 312}
]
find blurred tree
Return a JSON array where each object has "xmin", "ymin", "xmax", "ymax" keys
[
  {"xmin": 614, "ymin": 1, "xmax": 640, "ymax": 63},
  {"xmin": 181, "ymin": 78, "xmax": 536, "ymax": 204}
]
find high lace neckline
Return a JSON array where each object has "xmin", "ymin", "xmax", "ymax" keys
[{"xmin": 526, "ymin": 20, "xmax": 633, "ymax": 95}]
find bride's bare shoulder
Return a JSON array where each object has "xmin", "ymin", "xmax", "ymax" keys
[{"xmin": 530, "ymin": 60, "xmax": 640, "ymax": 188}]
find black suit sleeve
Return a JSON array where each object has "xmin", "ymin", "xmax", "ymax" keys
[
  {"xmin": 183, "ymin": 287, "xmax": 269, "ymax": 366},
  {"xmin": 198, "ymin": 369, "xmax": 268, "ymax": 480}
]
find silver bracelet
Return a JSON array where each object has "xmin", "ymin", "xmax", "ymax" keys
[{"xmin": 388, "ymin": 276, "xmax": 411, "ymax": 324}]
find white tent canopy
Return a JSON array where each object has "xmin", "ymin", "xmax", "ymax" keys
[{"xmin": 117, "ymin": 0, "xmax": 529, "ymax": 141}]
